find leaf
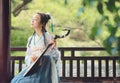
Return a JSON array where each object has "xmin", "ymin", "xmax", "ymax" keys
[
  {"xmin": 103, "ymin": 38, "xmax": 112, "ymax": 54},
  {"xmin": 89, "ymin": 21, "xmax": 102, "ymax": 40},
  {"xmin": 89, "ymin": 32, "xmax": 95, "ymax": 40},
  {"xmin": 101, "ymin": 15, "xmax": 109, "ymax": 22},
  {"xmin": 108, "ymin": 36, "xmax": 117, "ymax": 44},
  {"xmin": 117, "ymin": 37, "xmax": 120, "ymax": 52},
  {"xmin": 117, "ymin": 37, "xmax": 120, "ymax": 56},
  {"xmin": 103, "ymin": 36, "xmax": 117, "ymax": 55},
  {"xmin": 89, "ymin": 26, "xmax": 98, "ymax": 40},
  {"xmin": 89, "ymin": 0, "xmax": 95, "ymax": 7},
  {"xmin": 114, "ymin": 14, "xmax": 120, "ymax": 25},
  {"xmin": 82, "ymin": 0, "xmax": 95, "ymax": 7},
  {"xmin": 111, "ymin": 47, "xmax": 117, "ymax": 55},
  {"xmin": 82, "ymin": 0, "xmax": 88, "ymax": 6},
  {"xmin": 97, "ymin": 2, "xmax": 104, "ymax": 15},
  {"xmin": 78, "ymin": 7, "xmax": 84, "ymax": 16},
  {"xmin": 64, "ymin": 0, "xmax": 68, "ymax": 5},
  {"xmin": 105, "ymin": 23, "xmax": 117, "ymax": 35},
  {"xmin": 105, "ymin": 0, "xmax": 116, "ymax": 12}
]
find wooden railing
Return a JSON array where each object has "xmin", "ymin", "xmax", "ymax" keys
[{"xmin": 10, "ymin": 47, "xmax": 120, "ymax": 82}]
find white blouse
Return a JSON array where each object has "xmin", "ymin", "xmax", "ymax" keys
[{"xmin": 25, "ymin": 32, "xmax": 60, "ymax": 66}]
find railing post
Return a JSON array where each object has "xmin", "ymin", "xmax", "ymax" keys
[
  {"xmin": 10, "ymin": 47, "xmax": 120, "ymax": 82},
  {"xmin": 98, "ymin": 59, "xmax": 102, "ymax": 77},
  {"xmin": 61, "ymin": 50, "xmax": 65, "ymax": 78},
  {"xmin": 91, "ymin": 59, "xmax": 94, "ymax": 78},
  {"xmin": 0, "ymin": 0, "xmax": 10, "ymax": 82},
  {"xmin": 84, "ymin": 59, "xmax": 87, "ymax": 77}
]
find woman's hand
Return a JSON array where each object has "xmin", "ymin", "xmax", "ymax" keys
[
  {"xmin": 51, "ymin": 39, "xmax": 56, "ymax": 49},
  {"xmin": 30, "ymin": 55, "xmax": 38, "ymax": 63}
]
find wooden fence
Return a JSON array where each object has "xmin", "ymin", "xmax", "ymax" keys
[{"xmin": 10, "ymin": 47, "xmax": 120, "ymax": 82}]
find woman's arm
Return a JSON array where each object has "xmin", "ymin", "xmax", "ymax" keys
[
  {"xmin": 45, "ymin": 32, "xmax": 61, "ymax": 61},
  {"xmin": 25, "ymin": 36, "xmax": 32, "ymax": 66}
]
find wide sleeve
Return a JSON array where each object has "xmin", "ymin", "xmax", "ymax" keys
[
  {"xmin": 45, "ymin": 32, "xmax": 61, "ymax": 61},
  {"xmin": 25, "ymin": 36, "xmax": 32, "ymax": 66}
]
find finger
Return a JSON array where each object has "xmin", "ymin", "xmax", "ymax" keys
[
  {"xmin": 31, "ymin": 56, "xmax": 37, "ymax": 62},
  {"xmin": 52, "ymin": 39, "xmax": 56, "ymax": 48}
]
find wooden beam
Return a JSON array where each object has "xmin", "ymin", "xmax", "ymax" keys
[{"xmin": 0, "ymin": 0, "xmax": 10, "ymax": 82}]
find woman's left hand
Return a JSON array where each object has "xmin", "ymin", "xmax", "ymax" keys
[{"xmin": 51, "ymin": 39, "xmax": 56, "ymax": 49}]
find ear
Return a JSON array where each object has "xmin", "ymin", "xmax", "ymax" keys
[{"xmin": 42, "ymin": 23, "xmax": 45, "ymax": 27}]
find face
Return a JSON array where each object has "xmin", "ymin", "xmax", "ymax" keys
[{"xmin": 31, "ymin": 14, "xmax": 41, "ymax": 28}]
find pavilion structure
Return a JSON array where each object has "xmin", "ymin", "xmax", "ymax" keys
[{"xmin": 0, "ymin": 0, "xmax": 10, "ymax": 82}]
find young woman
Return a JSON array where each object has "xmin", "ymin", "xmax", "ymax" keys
[{"xmin": 11, "ymin": 12, "xmax": 60, "ymax": 83}]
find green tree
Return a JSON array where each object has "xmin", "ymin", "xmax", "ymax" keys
[
  {"xmin": 80, "ymin": 0, "xmax": 120, "ymax": 55},
  {"xmin": 11, "ymin": 0, "xmax": 32, "ymax": 17}
]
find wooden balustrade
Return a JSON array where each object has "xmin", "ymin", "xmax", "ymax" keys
[{"xmin": 10, "ymin": 47, "xmax": 120, "ymax": 82}]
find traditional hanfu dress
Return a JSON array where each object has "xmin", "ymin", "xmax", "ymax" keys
[{"xmin": 11, "ymin": 32, "xmax": 61, "ymax": 83}]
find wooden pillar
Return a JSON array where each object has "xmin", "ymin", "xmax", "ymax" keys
[{"xmin": 0, "ymin": 0, "xmax": 10, "ymax": 83}]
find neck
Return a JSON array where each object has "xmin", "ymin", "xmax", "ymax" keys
[{"xmin": 34, "ymin": 26, "xmax": 42, "ymax": 36}]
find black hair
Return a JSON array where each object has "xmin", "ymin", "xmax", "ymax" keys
[{"xmin": 28, "ymin": 12, "xmax": 51, "ymax": 47}]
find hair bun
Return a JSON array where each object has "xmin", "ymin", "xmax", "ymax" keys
[{"xmin": 46, "ymin": 13, "xmax": 51, "ymax": 20}]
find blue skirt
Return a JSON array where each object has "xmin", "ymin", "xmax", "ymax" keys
[{"xmin": 11, "ymin": 56, "xmax": 60, "ymax": 83}]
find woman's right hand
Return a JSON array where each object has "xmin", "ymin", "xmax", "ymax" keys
[{"xmin": 30, "ymin": 55, "xmax": 38, "ymax": 63}]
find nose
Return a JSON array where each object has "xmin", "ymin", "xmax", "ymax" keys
[
  {"xmin": 31, "ymin": 21, "xmax": 34, "ymax": 26},
  {"xmin": 31, "ymin": 20, "xmax": 34, "ymax": 23},
  {"xmin": 31, "ymin": 19, "xmax": 34, "ymax": 24}
]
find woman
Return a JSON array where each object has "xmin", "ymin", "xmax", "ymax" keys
[{"xmin": 11, "ymin": 12, "xmax": 60, "ymax": 83}]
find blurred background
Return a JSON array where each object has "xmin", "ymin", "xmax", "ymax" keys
[{"xmin": 11, "ymin": 0, "xmax": 120, "ymax": 56}]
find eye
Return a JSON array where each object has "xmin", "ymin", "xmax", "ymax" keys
[{"xmin": 32, "ymin": 18, "xmax": 37, "ymax": 21}]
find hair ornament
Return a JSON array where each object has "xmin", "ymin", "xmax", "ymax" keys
[{"xmin": 46, "ymin": 13, "xmax": 54, "ymax": 32}]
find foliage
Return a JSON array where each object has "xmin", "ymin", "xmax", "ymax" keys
[
  {"xmin": 11, "ymin": 0, "xmax": 98, "ymax": 47},
  {"xmin": 11, "ymin": 0, "xmax": 120, "ymax": 56},
  {"xmin": 79, "ymin": 0, "xmax": 120, "ymax": 55}
]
